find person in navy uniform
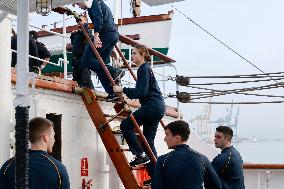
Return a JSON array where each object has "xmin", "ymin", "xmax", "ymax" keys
[
  {"xmin": 0, "ymin": 117, "xmax": 70, "ymax": 189},
  {"xmin": 70, "ymin": 14, "xmax": 94, "ymax": 89},
  {"xmin": 212, "ymin": 126, "xmax": 245, "ymax": 189},
  {"xmin": 113, "ymin": 45, "xmax": 165, "ymax": 186},
  {"xmin": 76, "ymin": 0, "xmax": 125, "ymax": 101},
  {"xmin": 29, "ymin": 31, "xmax": 51, "ymax": 72},
  {"xmin": 152, "ymin": 120, "xmax": 222, "ymax": 189},
  {"xmin": 11, "ymin": 32, "xmax": 39, "ymax": 73}
]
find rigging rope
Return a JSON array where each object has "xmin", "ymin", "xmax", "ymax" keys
[
  {"xmin": 189, "ymin": 101, "xmax": 284, "ymax": 104},
  {"xmin": 170, "ymin": 5, "xmax": 279, "ymax": 83},
  {"xmin": 187, "ymin": 77, "xmax": 284, "ymax": 86},
  {"xmin": 182, "ymin": 71, "xmax": 284, "ymax": 79}
]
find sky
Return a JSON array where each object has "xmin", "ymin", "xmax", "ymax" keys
[{"xmin": 29, "ymin": 0, "xmax": 284, "ymax": 140}]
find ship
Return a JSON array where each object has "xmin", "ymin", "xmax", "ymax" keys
[{"xmin": 0, "ymin": 0, "xmax": 283, "ymax": 189}]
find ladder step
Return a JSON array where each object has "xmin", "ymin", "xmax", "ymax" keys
[
  {"xmin": 112, "ymin": 130, "xmax": 123, "ymax": 135},
  {"xmin": 104, "ymin": 113, "xmax": 127, "ymax": 120},
  {"xmin": 131, "ymin": 164, "xmax": 147, "ymax": 170},
  {"xmin": 120, "ymin": 145, "xmax": 130, "ymax": 152},
  {"xmin": 81, "ymin": 88, "xmax": 141, "ymax": 189},
  {"xmin": 142, "ymin": 186, "xmax": 151, "ymax": 189}
]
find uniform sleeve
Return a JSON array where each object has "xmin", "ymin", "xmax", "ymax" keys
[
  {"xmin": 212, "ymin": 154, "xmax": 226, "ymax": 174},
  {"xmin": 123, "ymin": 66, "xmax": 150, "ymax": 99},
  {"xmin": 204, "ymin": 159, "xmax": 222, "ymax": 189},
  {"xmin": 89, "ymin": 0, "xmax": 103, "ymax": 33},
  {"xmin": 0, "ymin": 160, "xmax": 10, "ymax": 188},
  {"xmin": 61, "ymin": 165, "xmax": 70, "ymax": 189},
  {"xmin": 37, "ymin": 42, "xmax": 51, "ymax": 59},
  {"xmin": 152, "ymin": 157, "xmax": 164, "ymax": 189},
  {"xmin": 0, "ymin": 164, "xmax": 5, "ymax": 189}
]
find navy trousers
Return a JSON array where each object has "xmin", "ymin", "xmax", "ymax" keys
[
  {"xmin": 81, "ymin": 31, "xmax": 119, "ymax": 94},
  {"xmin": 120, "ymin": 103, "xmax": 165, "ymax": 177}
]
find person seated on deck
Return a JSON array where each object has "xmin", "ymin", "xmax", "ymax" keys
[
  {"xmin": 69, "ymin": 14, "xmax": 94, "ymax": 89},
  {"xmin": 75, "ymin": 0, "xmax": 125, "ymax": 101},
  {"xmin": 113, "ymin": 45, "xmax": 165, "ymax": 186},
  {"xmin": 152, "ymin": 120, "xmax": 222, "ymax": 189},
  {"xmin": 0, "ymin": 117, "xmax": 70, "ymax": 189}
]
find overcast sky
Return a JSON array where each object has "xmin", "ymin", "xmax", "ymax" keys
[{"xmin": 30, "ymin": 0, "xmax": 284, "ymax": 140}]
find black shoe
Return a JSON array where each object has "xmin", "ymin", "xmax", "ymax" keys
[
  {"xmin": 106, "ymin": 93, "xmax": 119, "ymax": 102},
  {"xmin": 129, "ymin": 154, "xmax": 150, "ymax": 167},
  {"xmin": 113, "ymin": 69, "xmax": 125, "ymax": 81},
  {"xmin": 143, "ymin": 179, "xmax": 152, "ymax": 186}
]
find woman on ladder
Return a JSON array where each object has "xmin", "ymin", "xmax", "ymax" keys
[{"xmin": 113, "ymin": 45, "xmax": 165, "ymax": 186}]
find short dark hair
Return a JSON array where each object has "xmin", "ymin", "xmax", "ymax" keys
[
  {"xmin": 29, "ymin": 117, "xmax": 54, "ymax": 143},
  {"xmin": 29, "ymin": 31, "xmax": 38, "ymax": 40},
  {"xmin": 165, "ymin": 120, "xmax": 190, "ymax": 142},
  {"xmin": 216, "ymin": 126, "xmax": 233, "ymax": 141}
]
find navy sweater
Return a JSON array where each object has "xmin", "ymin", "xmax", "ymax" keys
[
  {"xmin": 152, "ymin": 144, "xmax": 222, "ymax": 189},
  {"xmin": 0, "ymin": 150, "xmax": 70, "ymax": 189},
  {"xmin": 88, "ymin": 0, "xmax": 117, "ymax": 33},
  {"xmin": 123, "ymin": 63, "xmax": 164, "ymax": 106},
  {"xmin": 212, "ymin": 146, "xmax": 245, "ymax": 189}
]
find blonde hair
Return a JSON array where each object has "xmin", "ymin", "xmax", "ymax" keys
[{"xmin": 134, "ymin": 44, "xmax": 151, "ymax": 62}]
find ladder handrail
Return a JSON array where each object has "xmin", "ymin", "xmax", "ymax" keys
[{"xmin": 119, "ymin": 34, "xmax": 176, "ymax": 63}]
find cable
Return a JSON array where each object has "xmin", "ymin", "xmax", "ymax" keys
[
  {"xmin": 171, "ymin": 5, "xmax": 278, "ymax": 80},
  {"xmin": 184, "ymin": 71, "xmax": 284, "ymax": 79},
  {"xmin": 153, "ymin": 70, "xmax": 172, "ymax": 80},
  {"xmin": 187, "ymin": 77, "xmax": 284, "ymax": 86},
  {"xmin": 189, "ymin": 82, "xmax": 284, "ymax": 100},
  {"xmin": 189, "ymin": 100, "xmax": 284, "ymax": 104}
]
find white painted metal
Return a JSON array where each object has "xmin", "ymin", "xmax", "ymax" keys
[
  {"xmin": 168, "ymin": 64, "xmax": 181, "ymax": 119},
  {"xmin": 150, "ymin": 55, "xmax": 154, "ymax": 70},
  {"xmin": 142, "ymin": 0, "xmax": 185, "ymax": 6},
  {"xmin": 62, "ymin": 13, "xmax": 68, "ymax": 79},
  {"xmin": 0, "ymin": 14, "xmax": 12, "ymax": 165},
  {"xmin": 11, "ymin": 49, "xmax": 61, "ymax": 66},
  {"xmin": 128, "ymin": 46, "xmax": 132, "ymax": 87},
  {"xmin": 112, "ymin": 0, "xmax": 121, "ymax": 25},
  {"xmin": 244, "ymin": 169, "xmax": 284, "ymax": 189},
  {"xmin": 14, "ymin": 0, "xmax": 30, "ymax": 107},
  {"xmin": 118, "ymin": 20, "xmax": 172, "ymax": 49}
]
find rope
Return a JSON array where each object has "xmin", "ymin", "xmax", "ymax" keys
[
  {"xmin": 183, "ymin": 71, "xmax": 284, "ymax": 79},
  {"xmin": 171, "ymin": 5, "xmax": 269, "ymax": 75},
  {"xmin": 189, "ymin": 101, "xmax": 284, "ymax": 104},
  {"xmin": 187, "ymin": 77, "xmax": 284, "ymax": 86}
]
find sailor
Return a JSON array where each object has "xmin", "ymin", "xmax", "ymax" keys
[
  {"xmin": 11, "ymin": 31, "xmax": 40, "ymax": 73},
  {"xmin": 70, "ymin": 14, "xmax": 94, "ymax": 89},
  {"xmin": 0, "ymin": 117, "xmax": 70, "ymax": 189},
  {"xmin": 113, "ymin": 45, "xmax": 165, "ymax": 186},
  {"xmin": 152, "ymin": 120, "xmax": 222, "ymax": 189},
  {"xmin": 212, "ymin": 126, "xmax": 245, "ymax": 189},
  {"xmin": 76, "ymin": 0, "xmax": 125, "ymax": 101},
  {"xmin": 29, "ymin": 31, "xmax": 51, "ymax": 72}
]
